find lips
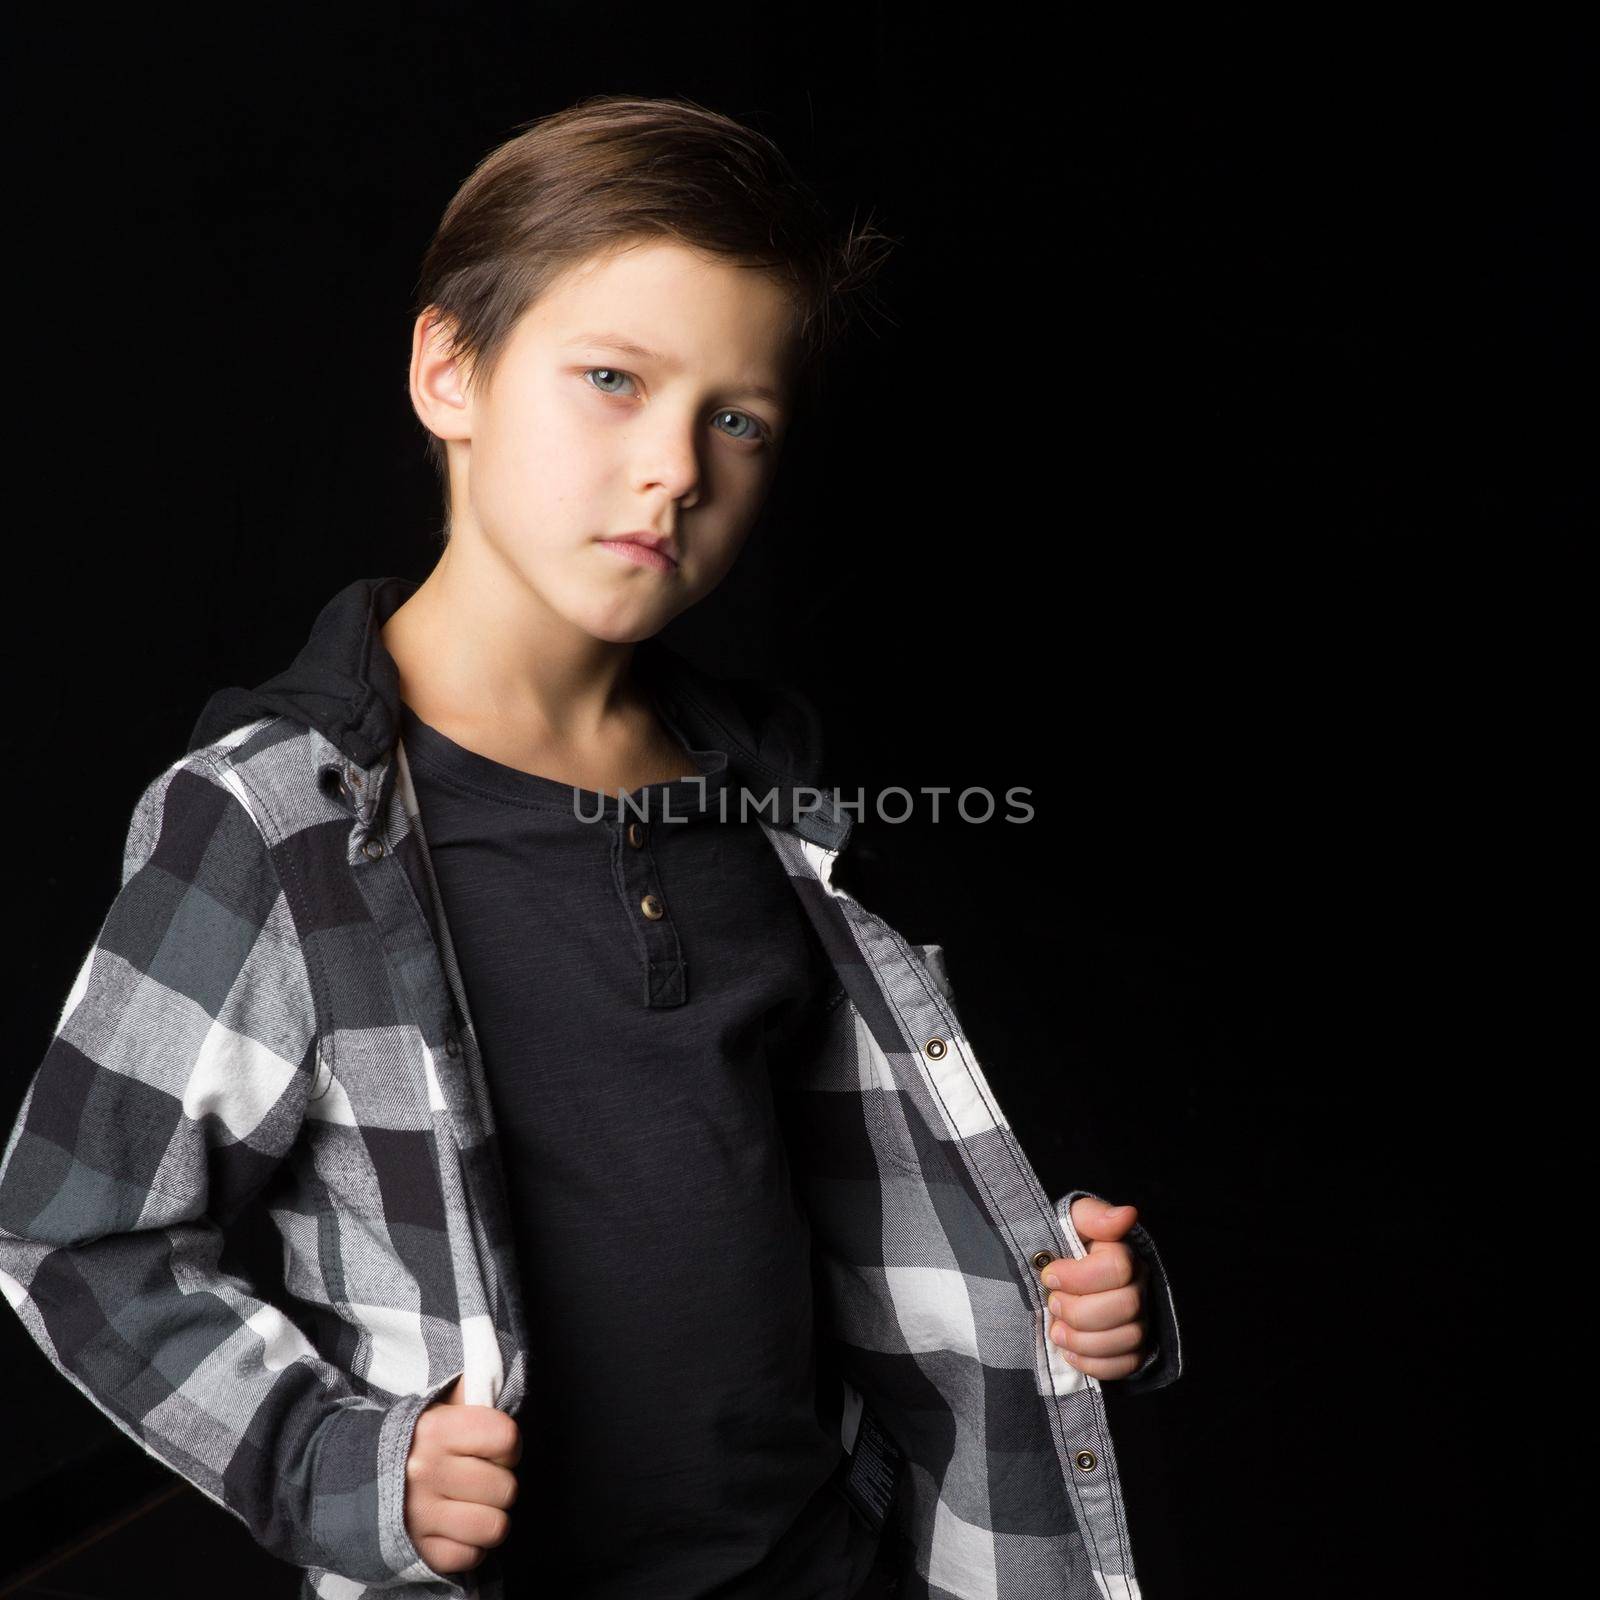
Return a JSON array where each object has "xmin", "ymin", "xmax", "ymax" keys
[{"xmin": 597, "ymin": 537, "xmax": 679, "ymax": 574}]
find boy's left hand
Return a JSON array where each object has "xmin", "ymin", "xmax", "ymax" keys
[{"xmin": 1039, "ymin": 1197, "xmax": 1150, "ymax": 1379}]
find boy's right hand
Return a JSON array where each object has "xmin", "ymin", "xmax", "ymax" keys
[{"xmin": 404, "ymin": 1373, "xmax": 521, "ymax": 1574}]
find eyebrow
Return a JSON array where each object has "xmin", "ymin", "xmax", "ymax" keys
[{"xmin": 562, "ymin": 331, "xmax": 787, "ymax": 408}]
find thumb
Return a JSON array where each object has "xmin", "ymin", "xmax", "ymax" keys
[{"xmin": 1071, "ymin": 1196, "xmax": 1138, "ymax": 1243}]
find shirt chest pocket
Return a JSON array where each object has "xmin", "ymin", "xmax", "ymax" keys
[
  {"xmin": 785, "ymin": 975, "xmax": 930, "ymax": 1180},
  {"xmin": 911, "ymin": 941, "xmax": 954, "ymax": 1001},
  {"xmin": 854, "ymin": 933, "xmax": 980, "ymax": 1180},
  {"xmin": 301, "ymin": 1016, "xmax": 515, "ymax": 1400}
]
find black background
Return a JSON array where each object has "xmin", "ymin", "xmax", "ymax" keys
[{"xmin": 4, "ymin": 8, "xmax": 1582, "ymax": 1597}]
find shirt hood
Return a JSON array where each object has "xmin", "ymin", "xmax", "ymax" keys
[{"xmin": 186, "ymin": 574, "xmax": 846, "ymax": 843}]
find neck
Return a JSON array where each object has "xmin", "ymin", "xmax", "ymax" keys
[{"xmin": 380, "ymin": 534, "xmax": 645, "ymax": 746}]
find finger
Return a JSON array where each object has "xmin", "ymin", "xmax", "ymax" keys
[
  {"xmin": 1055, "ymin": 1345, "xmax": 1147, "ymax": 1381},
  {"xmin": 416, "ymin": 1536, "xmax": 485, "ymax": 1575},
  {"xmin": 424, "ymin": 1405, "xmax": 522, "ymax": 1468},
  {"xmin": 478, "ymin": 1414, "xmax": 522, "ymax": 1469},
  {"xmin": 1049, "ymin": 1315, "xmax": 1148, "ymax": 1360},
  {"xmin": 1041, "ymin": 1241, "xmax": 1135, "ymax": 1297},
  {"xmin": 429, "ymin": 1493, "xmax": 512, "ymax": 1553},
  {"xmin": 434, "ymin": 1453, "xmax": 520, "ymax": 1513},
  {"xmin": 1063, "ymin": 1252, "xmax": 1148, "ymax": 1306},
  {"xmin": 1069, "ymin": 1195, "xmax": 1139, "ymax": 1242},
  {"xmin": 1048, "ymin": 1282, "xmax": 1143, "ymax": 1332}
]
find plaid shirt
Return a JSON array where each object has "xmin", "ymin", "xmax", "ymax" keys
[{"xmin": 0, "ymin": 577, "xmax": 1181, "ymax": 1599}]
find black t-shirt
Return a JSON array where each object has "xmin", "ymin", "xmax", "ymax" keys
[{"xmin": 397, "ymin": 665, "xmax": 879, "ymax": 1598}]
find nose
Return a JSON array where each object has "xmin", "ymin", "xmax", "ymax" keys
[{"xmin": 633, "ymin": 418, "xmax": 703, "ymax": 507}]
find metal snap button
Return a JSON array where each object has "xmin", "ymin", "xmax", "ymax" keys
[
  {"xmin": 925, "ymin": 1037, "xmax": 947, "ymax": 1058},
  {"xmin": 362, "ymin": 837, "xmax": 386, "ymax": 860},
  {"xmin": 1031, "ymin": 1250, "xmax": 1058, "ymax": 1272},
  {"xmin": 347, "ymin": 770, "xmax": 363, "ymax": 789},
  {"xmin": 640, "ymin": 893, "xmax": 664, "ymax": 919},
  {"xmin": 627, "ymin": 822, "xmax": 645, "ymax": 848},
  {"xmin": 1074, "ymin": 1449, "xmax": 1097, "ymax": 1473}
]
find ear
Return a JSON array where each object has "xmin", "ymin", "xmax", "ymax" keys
[{"xmin": 409, "ymin": 307, "xmax": 475, "ymax": 448}]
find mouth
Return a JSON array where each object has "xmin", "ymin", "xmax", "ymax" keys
[{"xmin": 596, "ymin": 536, "xmax": 679, "ymax": 574}]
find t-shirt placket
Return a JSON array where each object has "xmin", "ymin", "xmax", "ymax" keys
[
  {"xmin": 613, "ymin": 807, "xmax": 689, "ymax": 1008},
  {"xmin": 608, "ymin": 752, "xmax": 729, "ymax": 1010}
]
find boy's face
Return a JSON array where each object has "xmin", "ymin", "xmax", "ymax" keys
[{"xmin": 412, "ymin": 235, "xmax": 801, "ymax": 643}]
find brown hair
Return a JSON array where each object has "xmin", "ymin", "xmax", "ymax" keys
[{"xmin": 409, "ymin": 93, "xmax": 898, "ymax": 529}]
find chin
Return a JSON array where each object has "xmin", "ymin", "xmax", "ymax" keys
[
  {"xmin": 588, "ymin": 624, "xmax": 661, "ymax": 646},
  {"xmin": 532, "ymin": 567, "xmax": 682, "ymax": 645},
  {"xmin": 570, "ymin": 605, "xmax": 675, "ymax": 646}
]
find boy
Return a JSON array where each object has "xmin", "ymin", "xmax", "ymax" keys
[{"xmin": 0, "ymin": 96, "xmax": 1181, "ymax": 1600}]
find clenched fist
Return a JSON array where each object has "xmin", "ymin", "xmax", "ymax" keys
[
  {"xmin": 1040, "ymin": 1197, "xmax": 1151, "ymax": 1380},
  {"xmin": 404, "ymin": 1373, "xmax": 522, "ymax": 1574}
]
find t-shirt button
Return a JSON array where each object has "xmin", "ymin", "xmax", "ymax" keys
[
  {"xmin": 640, "ymin": 893, "xmax": 665, "ymax": 920},
  {"xmin": 627, "ymin": 822, "xmax": 646, "ymax": 848}
]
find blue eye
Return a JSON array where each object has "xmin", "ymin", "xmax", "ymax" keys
[
  {"xmin": 584, "ymin": 367, "xmax": 635, "ymax": 396},
  {"xmin": 582, "ymin": 368, "xmax": 770, "ymax": 446},
  {"xmin": 712, "ymin": 408, "xmax": 767, "ymax": 444}
]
